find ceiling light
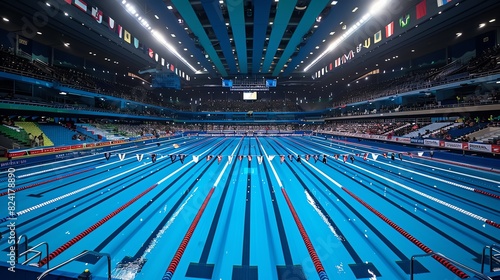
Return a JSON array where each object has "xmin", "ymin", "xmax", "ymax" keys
[
  {"xmin": 331, "ymin": 1, "xmax": 338, "ymax": 5},
  {"xmin": 36, "ymin": 31, "xmax": 42, "ymax": 35},
  {"xmin": 167, "ymin": 5, "xmax": 173, "ymax": 9},
  {"xmin": 479, "ymin": 23, "xmax": 486, "ymax": 28},
  {"xmin": 2, "ymin": 17, "xmax": 9, "ymax": 22},
  {"xmin": 46, "ymin": 2, "xmax": 51, "ymax": 7},
  {"xmin": 352, "ymin": 7, "xmax": 358, "ymax": 13},
  {"xmin": 59, "ymin": 91, "xmax": 67, "ymax": 95},
  {"xmin": 456, "ymin": 32, "xmax": 462, "ymax": 37},
  {"xmin": 154, "ymin": 15, "xmax": 159, "ymax": 19},
  {"xmin": 329, "ymin": 31, "xmax": 335, "ymax": 35},
  {"xmin": 64, "ymin": 12, "xmax": 68, "ymax": 16},
  {"xmin": 489, "ymin": 19, "xmax": 496, "ymax": 23},
  {"xmin": 64, "ymin": 42, "xmax": 70, "ymax": 47}
]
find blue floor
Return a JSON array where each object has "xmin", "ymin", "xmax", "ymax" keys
[{"xmin": 1, "ymin": 135, "xmax": 499, "ymax": 280}]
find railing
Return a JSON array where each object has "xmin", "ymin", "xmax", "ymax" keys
[
  {"xmin": 481, "ymin": 244, "xmax": 500, "ymax": 274},
  {"xmin": 410, "ymin": 252, "xmax": 492, "ymax": 280},
  {"xmin": 15, "ymin": 234, "xmax": 50, "ymax": 269},
  {"xmin": 37, "ymin": 250, "xmax": 111, "ymax": 280}
]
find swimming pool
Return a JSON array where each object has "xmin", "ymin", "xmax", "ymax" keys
[{"xmin": 1, "ymin": 135, "xmax": 499, "ymax": 279}]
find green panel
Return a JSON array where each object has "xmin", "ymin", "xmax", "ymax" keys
[
  {"xmin": 261, "ymin": 0, "xmax": 297, "ymax": 73},
  {"xmin": 227, "ymin": 1, "xmax": 247, "ymax": 73},
  {"xmin": 272, "ymin": 0, "xmax": 330, "ymax": 76},
  {"xmin": 171, "ymin": 0, "xmax": 228, "ymax": 76}
]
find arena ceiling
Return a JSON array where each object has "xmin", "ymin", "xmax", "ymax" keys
[{"xmin": 0, "ymin": 0, "xmax": 499, "ymax": 95}]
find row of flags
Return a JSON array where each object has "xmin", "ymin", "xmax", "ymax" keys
[
  {"xmin": 63, "ymin": 0, "xmax": 188, "ymax": 80},
  {"xmin": 104, "ymin": 151, "xmax": 426, "ymax": 164},
  {"xmin": 317, "ymin": 0, "xmax": 456, "ymax": 78}
]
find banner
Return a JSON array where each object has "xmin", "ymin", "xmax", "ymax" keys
[
  {"xmin": 468, "ymin": 143, "xmax": 492, "ymax": 152},
  {"xmin": 424, "ymin": 139, "xmax": 440, "ymax": 147}
]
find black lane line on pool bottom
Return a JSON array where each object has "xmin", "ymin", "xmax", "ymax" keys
[
  {"xmin": 285, "ymin": 137, "xmax": 500, "ymax": 256},
  {"xmin": 105, "ymin": 139, "xmax": 229, "ymax": 269},
  {"xmin": 273, "ymin": 137, "xmax": 429, "ymax": 277},
  {"xmin": 257, "ymin": 138, "xmax": 306, "ymax": 280},
  {"xmin": 185, "ymin": 139, "xmax": 244, "ymax": 279},
  {"xmin": 232, "ymin": 139, "xmax": 259, "ymax": 280},
  {"xmin": 268, "ymin": 138, "xmax": 382, "ymax": 278}
]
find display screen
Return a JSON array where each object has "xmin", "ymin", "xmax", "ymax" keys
[
  {"xmin": 222, "ymin": 79, "xmax": 233, "ymax": 87},
  {"xmin": 243, "ymin": 91, "xmax": 257, "ymax": 100},
  {"xmin": 266, "ymin": 79, "xmax": 277, "ymax": 87}
]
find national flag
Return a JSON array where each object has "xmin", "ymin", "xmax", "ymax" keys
[
  {"xmin": 217, "ymin": 155, "xmax": 222, "ymax": 164},
  {"xmin": 104, "ymin": 152, "xmax": 110, "ymax": 160},
  {"xmin": 64, "ymin": 0, "xmax": 72, "ymax": 4},
  {"xmin": 108, "ymin": 17, "xmax": 115, "ymax": 30},
  {"xmin": 436, "ymin": 0, "xmax": 452, "ymax": 7},
  {"xmin": 170, "ymin": 64, "xmax": 175, "ymax": 72},
  {"xmin": 417, "ymin": 152, "xmax": 424, "ymax": 156},
  {"xmin": 228, "ymin": 155, "xmax": 233, "ymax": 163},
  {"xmin": 179, "ymin": 154, "xmax": 186, "ymax": 164},
  {"xmin": 288, "ymin": 154, "xmax": 293, "ymax": 161},
  {"xmin": 322, "ymin": 155, "xmax": 327, "ymax": 163},
  {"xmin": 247, "ymin": 155, "xmax": 252, "ymax": 162},
  {"xmin": 371, "ymin": 154, "xmax": 379, "ymax": 160},
  {"xmin": 363, "ymin": 38, "xmax": 371, "ymax": 49},
  {"xmin": 148, "ymin": 48, "xmax": 154, "ymax": 58},
  {"xmin": 257, "ymin": 156, "xmax": 263, "ymax": 164},
  {"xmin": 73, "ymin": 0, "xmax": 87, "ymax": 12},
  {"xmin": 374, "ymin": 30, "xmax": 382, "ymax": 43},
  {"xmin": 343, "ymin": 155, "xmax": 347, "ymax": 163},
  {"xmin": 313, "ymin": 154, "xmax": 319, "ymax": 163},
  {"xmin": 170, "ymin": 154, "xmax": 176, "ymax": 162},
  {"xmin": 117, "ymin": 25, "xmax": 123, "ymax": 38},
  {"xmin": 161, "ymin": 58, "xmax": 165, "ymax": 66},
  {"xmin": 134, "ymin": 37, "xmax": 139, "ymax": 48},
  {"xmin": 193, "ymin": 155, "xmax": 199, "ymax": 163},
  {"xmin": 399, "ymin": 14, "xmax": 410, "ymax": 28},
  {"xmin": 118, "ymin": 153, "xmax": 126, "ymax": 161},
  {"xmin": 173, "ymin": 143, "xmax": 180, "ymax": 148},
  {"xmin": 363, "ymin": 153, "xmax": 368, "ymax": 160},
  {"xmin": 155, "ymin": 53, "xmax": 159, "ymax": 62},
  {"xmin": 206, "ymin": 155, "xmax": 213, "ymax": 161},
  {"xmin": 280, "ymin": 155, "xmax": 285, "ymax": 163},
  {"xmin": 91, "ymin": 7, "xmax": 103, "ymax": 23},
  {"xmin": 383, "ymin": 153, "xmax": 387, "ymax": 158},
  {"xmin": 329, "ymin": 63, "xmax": 333, "ymax": 71},
  {"xmin": 267, "ymin": 155, "xmax": 275, "ymax": 161},
  {"xmin": 416, "ymin": 0, "xmax": 427, "ymax": 19},
  {"xmin": 305, "ymin": 154, "xmax": 310, "ymax": 161},
  {"xmin": 238, "ymin": 155, "xmax": 243, "ymax": 161},
  {"xmin": 151, "ymin": 154, "xmax": 157, "ymax": 163},
  {"xmin": 136, "ymin": 154, "xmax": 143, "ymax": 162},
  {"xmin": 385, "ymin": 21, "xmax": 394, "ymax": 38},
  {"xmin": 334, "ymin": 57, "xmax": 342, "ymax": 67},
  {"xmin": 124, "ymin": 30, "xmax": 131, "ymax": 44},
  {"xmin": 334, "ymin": 154, "xmax": 339, "ymax": 160}
]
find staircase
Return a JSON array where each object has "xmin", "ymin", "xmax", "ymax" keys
[{"xmin": 14, "ymin": 122, "xmax": 54, "ymax": 147}]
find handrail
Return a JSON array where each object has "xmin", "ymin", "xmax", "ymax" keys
[
  {"xmin": 410, "ymin": 252, "xmax": 492, "ymax": 280},
  {"xmin": 18, "ymin": 242, "xmax": 49, "ymax": 269},
  {"xmin": 37, "ymin": 250, "xmax": 111, "ymax": 280},
  {"xmin": 15, "ymin": 233, "xmax": 29, "ymax": 263},
  {"xmin": 481, "ymin": 244, "xmax": 500, "ymax": 273}
]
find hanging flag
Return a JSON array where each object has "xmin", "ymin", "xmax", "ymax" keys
[
  {"xmin": 228, "ymin": 155, "xmax": 233, "ymax": 163},
  {"xmin": 170, "ymin": 154, "xmax": 177, "ymax": 162},
  {"xmin": 179, "ymin": 154, "xmax": 186, "ymax": 164},
  {"xmin": 108, "ymin": 17, "xmax": 115, "ymax": 30},
  {"xmin": 267, "ymin": 155, "xmax": 275, "ymax": 161},
  {"xmin": 334, "ymin": 57, "xmax": 342, "ymax": 67},
  {"xmin": 280, "ymin": 155, "xmax": 285, "ymax": 164},
  {"xmin": 416, "ymin": 0, "xmax": 427, "ymax": 19},
  {"xmin": 247, "ymin": 155, "xmax": 252, "ymax": 162},
  {"xmin": 417, "ymin": 152, "xmax": 424, "ymax": 156},
  {"xmin": 117, "ymin": 25, "xmax": 123, "ymax": 38},
  {"xmin": 104, "ymin": 152, "xmax": 110, "ymax": 160},
  {"xmin": 334, "ymin": 154, "xmax": 339, "ymax": 160},
  {"xmin": 296, "ymin": 155, "xmax": 301, "ymax": 163},
  {"xmin": 374, "ymin": 30, "xmax": 382, "ymax": 43},
  {"xmin": 322, "ymin": 155, "xmax": 327, "ymax": 163},
  {"xmin": 313, "ymin": 154, "xmax": 319, "ymax": 163},
  {"xmin": 305, "ymin": 154, "xmax": 310, "ymax": 161},
  {"xmin": 64, "ymin": 0, "xmax": 72, "ymax": 4},
  {"xmin": 385, "ymin": 21, "xmax": 394, "ymax": 38},
  {"xmin": 238, "ymin": 155, "xmax": 243, "ymax": 161},
  {"xmin": 363, "ymin": 38, "xmax": 371, "ymax": 49},
  {"xmin": 407, "ymin": 152, "xmax": 413, "ymax": 158},
  {"xmin": 73, "ymin": 0, "xmax": 87, "ymax": 12},
  {"xmin": 193, "ymin": 155, "xmax": 199, "ymax": 163},
  {"xmin": 371, "ymin": 154, "xmax": 379, "ymax": 160},
  {"xmin": 124, "ymin": 30, "xmax": 132, "ymax": 44},
  {"xmin": 155, "ymin": 53, "xmax": 159, "ymax": 62},
  {"xmin": 217, "ymin": 155, "xmax": 222, "ymax": 164},
  {"xmin": 207, "ymin": 155, "xmax": 213, "ymax": 161},
  {"xmin": 363, "ymin": 153, "xmax": 368, "ymax": 160},
  {"xmin": 257, "ymin": 156, "xmax": 263, "ymax": 164},
  {"xmin": 136, "ymin": 154, "xmax": 143, "ymax": 162},
  {"xmin": 436, "ymin": 0, "xmax": 452, "ymax": 7},
  {"xmin": 343, "ymin": 155, "xmax": 347, "ymax": 163},
  {"xmin": 118, "ymin": 153, "xmax": 126, "ymax": 161},
  {"xmin": 288, "ymin": 154, "xmax": 293, "ymax": 161},
  {"xmin": 148, "ymin": 48, "xmax": 154, "ymax": 58},
  {"xmin": 91, "ymin": 7, "xmax": 103, "ymax": 23},
  {"xmin": 383, "ymin": 153, "xmax": 387, "ymax": 158},
  {"xmin": 134, "ymin": 37, "xmax": 139, "ymax": 48},
  {"xmin": 399, "ymin": 14, "xmax": 410, "ymax": 28},
  {"xmin": 151, "ymin": 154, "xmax": 157, "ymax": 163}
]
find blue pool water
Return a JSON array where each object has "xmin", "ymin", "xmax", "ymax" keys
[{"xmin": 1, "ymin": 135, "xmax": 499, "ymax": 280}]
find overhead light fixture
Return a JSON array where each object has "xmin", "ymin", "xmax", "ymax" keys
[
  {"xmin": 36, "ymin": 31, "xmax": 42, "ymax": 35},
  {"xmin": 63, "ymin": 42, "xmax": 70, "ymax": 47},
  {"xmin": 2, "ymin": 17, "xmax": 9, "ymax": 22},
  {"xmin": 167, "ymin": 5, "xmax": 173, "ymax": 9},
  {"xmin": 489, "ymin": 19, "xmax": 496, "ymax": 23},
  {"xmin": 352, "ymin": 7, "xmax": 358, "ymax": 13},
  {"xmin": 331, "ymin": 1, "xmax": 338, "ymax": 5},
  {"xmin": 59, "ymin": 91, "xmax": 67, "ymax": 95},
  {"xmin": 479, "ymin": 23, "xmax": 486, "ymax": 28},
  {"xmin": 456, "ymin": 32, "xmax": 462, "ymax": 37}
]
